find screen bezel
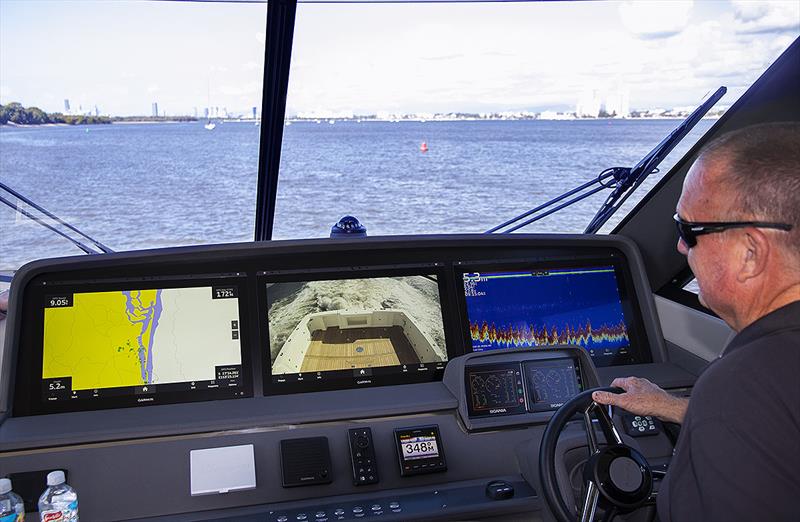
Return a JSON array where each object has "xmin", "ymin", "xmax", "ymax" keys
[
  {"xmin": 464, "ymin": 362, "xmax": 527, "ymax": 418},
  {"xmin": 523, "ymin": 357, "xmax": 584, "ymax": 413},
  {"xmin": 454, "ymin": 256, "xmax": 653, "ymax": 367},
  {"xmin": 14, "ymin": 274, "xmax": 254, "ymax": 416},
  {"xmin": 259, "ymin": 264, "xmax": 458, "ymax": 395}
]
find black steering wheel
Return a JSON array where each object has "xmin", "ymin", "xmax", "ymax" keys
[{"xmin": 539, "ymin": 387, "xmax": 661, "ymax": 522}]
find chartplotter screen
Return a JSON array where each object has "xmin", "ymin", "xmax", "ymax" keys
[{"xmin": 34, "ymin": 279, "xmax": 250, "ymax": 413}]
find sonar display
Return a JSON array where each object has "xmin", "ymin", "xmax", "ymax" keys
[{"xmin": 463, "ymin": 266, "xmax": 632, "ymax": 363}]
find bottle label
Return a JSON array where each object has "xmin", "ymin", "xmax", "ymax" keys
[{"xmin": 40, "ymin": 503, "xmax": 77, "ymax": 522}]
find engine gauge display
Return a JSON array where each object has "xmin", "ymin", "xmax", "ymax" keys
[{"xmin": 465, "ymin": 363, "xmax": 527, "ymax": 417}]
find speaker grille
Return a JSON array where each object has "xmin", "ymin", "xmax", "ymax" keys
[{"xmin": 280, "ymin": 437, "xmax": 333, "ymax": 487}]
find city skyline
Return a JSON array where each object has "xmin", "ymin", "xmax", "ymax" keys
[{"xmin": 1, "ymin": 1, "xmax": 798, "ymax": 117}]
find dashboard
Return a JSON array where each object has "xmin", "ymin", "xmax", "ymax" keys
[{"xmin": 0, "ymin": 234, "xmax": 695, "ymax": 521}]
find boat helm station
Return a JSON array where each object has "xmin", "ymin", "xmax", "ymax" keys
[{"xmin": 0, "ymin": 1, "xmax": 798, "ymax": 521}]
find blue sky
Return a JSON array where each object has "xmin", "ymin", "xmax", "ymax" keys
[{"xmin": 0, "ymin": 0, "xmax": 797, "ymax": 116}]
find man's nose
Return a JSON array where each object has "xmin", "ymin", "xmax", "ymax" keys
[{"xmin": 677, "ymin": 237, "xmax": 689, "ymax": 255}]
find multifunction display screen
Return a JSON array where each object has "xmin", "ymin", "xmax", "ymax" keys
[
  {"xmin": 266, "ymin": 274, "xmax": 447, "ymax": 387},
  {"xmin": 466, "ymin": 363, "xmax": 526, "ymax": 417},
  {"xmin": 394, "ymin": 425, "xmax": 447, "ymax": 476},
  {"xmin": 462, "ymin": 265, "xmax": 638, "ymax": 366},
  {"xmin": 40, "ymin": 283, "xmax": 246, "ymax": 408},
  {"xmin": 524, "ymin": 358, "xmax": 583, "ymax": 412}
]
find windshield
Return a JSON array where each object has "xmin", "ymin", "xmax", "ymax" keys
[{"xmin": 1, "ymin": 0, "xmax": 797, "ymax": 270}]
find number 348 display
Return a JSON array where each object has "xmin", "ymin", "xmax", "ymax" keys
[{"xmin": 402, "ymin": 437, "xmax": 439, "ymax": 460}]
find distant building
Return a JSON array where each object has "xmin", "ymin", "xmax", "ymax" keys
[
  {"xmin": 152, "ymin": 102, "xmax": 159, "ymax": 117},
  {"xmin": 193, "ymin": 107, "xmax": 198, "ymax": 118},
  {"xmin": 252, "ymin": 106, "xmax": 257, "ymax": 119},
  {"xmin": 64, "ymin": 99, "xmax": 71, "ymax": 113},
  {"xmin": 204, "ymin": 107, "xmax": 209, "ymax": 119},
  {"xmin": 576, "ymin": 89, "xmax": 602, "ymax": 117}
]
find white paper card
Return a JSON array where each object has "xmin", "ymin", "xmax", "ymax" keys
[{"xmin": 190, "ymin": 444, "xmax": 257, "ymax": 496}]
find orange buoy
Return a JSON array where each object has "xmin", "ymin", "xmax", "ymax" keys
[{"xmin": 420, "ymin": 141, "xmax": 428, "ymax": 152}]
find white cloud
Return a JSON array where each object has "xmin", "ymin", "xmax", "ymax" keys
[
  {"xmin": 732, "ymin": 0, "xmax": 800, "ymax": 34},
  {"xmin": 619, "ymin": 1, "xmax": 694, "ymax": 39},
  {"xmin": 147, "ymin": 84, "xmax": 159, "ymax": 94},
  {"xmin": 256, "ymin": 32, "xmax": 266, "ymax": 45}
]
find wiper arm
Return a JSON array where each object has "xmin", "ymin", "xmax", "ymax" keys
[
  {"xmin": 486, "ymin": 167, "xmax": 629, "ymax": 234},
  {"xmin": 584, "ymin": 86, "xmax": 726, "ymax": 234},
  {"xmin": 488, "ymin": 86, "xmax": 726, "ymax": 235},
  {"xmin": 0, "ymin": 181, "xmax": 113, "ymax": 255}
]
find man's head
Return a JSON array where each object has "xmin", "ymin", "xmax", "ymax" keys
[{"xmin": 676, "ymin": 122, "xmax": 800, "ymax": 331}]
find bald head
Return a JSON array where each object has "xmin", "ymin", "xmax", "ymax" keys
[
  {"xmin": 695, "ymin": 122, "xmax": 800, "ymax": 260},
  {"xmin": 677, "ymin": 123, "xmax": 800, "ymax": 330}
]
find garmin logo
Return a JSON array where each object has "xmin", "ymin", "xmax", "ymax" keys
[
  {"xmin": 137, "ymin": 397, "xmax": 154, "ymax": 403},
  {"xmin": 356, "ymin": 379, "xmax": 372, "ymax": 385},
  {"xmin": 490, "ymin": 408, "xmax": 507, "ymax": 414}
]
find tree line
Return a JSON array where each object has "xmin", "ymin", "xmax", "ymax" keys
[{"xmin": 0, "ymin": 102, "xmax": 112, "ymax": 125}]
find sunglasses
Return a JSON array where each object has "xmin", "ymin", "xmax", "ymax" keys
[{"xmin": 673, "ymin": 214, "xmax": 793, "ymax": 248}]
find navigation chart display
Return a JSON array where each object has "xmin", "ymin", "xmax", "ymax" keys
[
  {"xmin": 466, "ymin": 363, "xmax": 526, "ymax": 417},
  {"xmin": 266, "ymin": 274, "xmax": 447, "ymax": 384},
  {"xmin": 524, "ymin": 358, "xmax": 583, "ymax": 412},
  {"xmin": 462, "ymin": 265, "xmax": 637, "ymax": 366},
  {"xmin": 41, "ymin": 284, "xmax": 245, "ymax": 404}
]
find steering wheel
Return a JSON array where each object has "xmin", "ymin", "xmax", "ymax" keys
[{"xmin": 539, "ymin": 387, "xmax": 662, "ymax": 522}]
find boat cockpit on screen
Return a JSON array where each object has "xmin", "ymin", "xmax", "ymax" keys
[
  {"xmin": 264, "ymin": 271, "xmax": 449, "ymax": 392},
  {"xmin": 459, "ymin": 262, "xmax": 650, "ymax": 367}
]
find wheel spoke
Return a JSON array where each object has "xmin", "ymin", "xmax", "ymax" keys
[
  {"xmin": 580, "ymin": 481, "xmax": 600, "ymax": 522},
  {"xmin": 593, "ymin": 402, "xmax": 623, "ymax": 445},
  {"xmin": 583, "ymin": 408, "xmax": 600, "ymax": 455}
]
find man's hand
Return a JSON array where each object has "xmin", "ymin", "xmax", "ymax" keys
[{"xmin": 592, "ymin": 376, "xmax": 689, "ymax": 424}]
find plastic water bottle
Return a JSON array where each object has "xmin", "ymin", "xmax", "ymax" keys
[
  {"xmin": 0, "ymin": 477, "xmax": 25, "ymax": 521},
  {"xmin": 37, "ymin": 471, "xmax": 77, "ymax": 522}
]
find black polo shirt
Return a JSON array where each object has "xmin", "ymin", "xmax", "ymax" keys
[{"xmin": 657, "ymin": 300, "xmax": 800, "ymax": 522}]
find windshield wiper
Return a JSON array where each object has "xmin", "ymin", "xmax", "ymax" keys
[
  {"xmin": 487, "ymin": 86, "xmax": 727, "ymax": 234},
  {"xmin": 0, "ymin": 181, "xmax": 113, "ymax": 255}
]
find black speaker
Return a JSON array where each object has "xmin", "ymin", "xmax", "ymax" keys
[{"xmin": 280, "ymin": 437, "xmax": 332, "ymax": 487}]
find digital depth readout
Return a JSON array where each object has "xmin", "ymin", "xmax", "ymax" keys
[
  {"xmin": 394, "ymin": 425, "xmax": 447, "ymax": 476},
  {"xmin": 400, "ymin": 435, "xmax": 440, "ymax": 461}
]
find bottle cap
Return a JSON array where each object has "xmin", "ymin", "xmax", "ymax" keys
[
  {"xmin": 0, "ymin": 478, "xmax": 10, "ymax": 494},
  {"xmin": 47, "ymin": 470, "xmax": 65, "ymax": 486}
]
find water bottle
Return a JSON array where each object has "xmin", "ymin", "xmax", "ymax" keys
[
  {"xmin": 0, "ymin": 477, "xmax": 25, "ymax": 521},
  {"xmin": 37, "ymin": 471, "xmax": 77, "ymax": 522}
]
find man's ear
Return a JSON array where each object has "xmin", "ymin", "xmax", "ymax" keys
[{"xmin": 737, "ymin": 229, "xmax": 769, "ymax": 282}]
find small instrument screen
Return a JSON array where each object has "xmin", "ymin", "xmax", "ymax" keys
[
  {"xmin": 466, "ymin": 363, "xmax": 526, "ymax": 417},
  {"xmin": 462, "ymin": 264, "xmax": 643, "ymax": 366},
  {"xmin": 37, "ymin": 280, "xmax": 249, "ymax": 412},
  {"xmin": 265, "ymin": 272, "xmax": 448, "ymax": 391},
  {"xmin": 394, "ymin": 425, "xmax": 447, "ymax": 476},
  {"xmin": 399, "ymin": 433, "xmax": 440, "ymax": 461},
  {"xmin": 524, "ymin": 358, "xmax": 583, "ymax": 412}
]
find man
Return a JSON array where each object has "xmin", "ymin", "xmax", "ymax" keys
[{"xmin": 592, "ymin": 122, "xmax": 800, "ymax": 521}]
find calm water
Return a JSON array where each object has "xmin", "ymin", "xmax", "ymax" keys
[{"xmin": 0, "ymin": 119, "xmax": 714, "ymax": 270}]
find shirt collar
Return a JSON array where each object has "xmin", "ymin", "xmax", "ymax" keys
[{"xmin": 722, "ymin": 300, "xmax": 800, "ymax": 356}]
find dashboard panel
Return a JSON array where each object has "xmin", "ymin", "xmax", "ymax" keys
[{"xmin": 0, "ymin": 235, "xmax": 692, "ymax": 522}]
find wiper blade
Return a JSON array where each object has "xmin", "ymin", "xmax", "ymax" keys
[
  {"xmin": 0, "ymin": 181, "xmax": 113, "ymax": 255},
  {"xmin": 584, "ymin": 86, "xmax": 726, "ymax": 234},
  {"xmin": 488, "ymin": 86, "xmax": 726, "ymax": 235}
]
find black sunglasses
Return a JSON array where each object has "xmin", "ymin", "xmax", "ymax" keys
[{"xmin": 673, "ymin": 214, "xmax": 793, "ymax": 248}]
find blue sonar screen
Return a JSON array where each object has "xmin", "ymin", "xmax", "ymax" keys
[{"xmin": 463, "ymin": 266, "xmax": 632, "ymax": 362}]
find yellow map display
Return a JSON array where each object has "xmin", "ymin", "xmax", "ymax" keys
[{"xmin": 43, "ymin": 290, "xmax": 160, "ymax": 390}]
